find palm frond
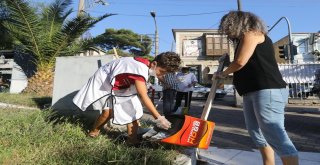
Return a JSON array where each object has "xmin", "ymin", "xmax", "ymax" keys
[
  {"xmin": 41, "ymin": 0, "xmax": 73, "ymax": 40},
  {"xmin": 3, "ymin": 0, "xmax": 42, "ymax": 59},
  {"xmin": 87, "ymin": 13, "xmax": 117, "ymax": 27},
  {"xmin": 48, "ymin": 13, "xmax": 114, "ymax": 61},
  {"xmin": 61, "ymin": 8, "xmax": 73, "ymax": 21},
  {"xmin": 4, "ymin": 0, "xmax": 114, "ymax": 70}
]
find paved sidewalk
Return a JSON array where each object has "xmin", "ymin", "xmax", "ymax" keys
[{"xmin": 198, "ymin": 147, "xmax": 320, "ymax": 165}]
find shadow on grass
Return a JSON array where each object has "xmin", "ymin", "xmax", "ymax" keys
[
  {"xmin": 44, "ymin": 108, "xmax": 98, "ymax": 133},
  {"xmin": 44, "ymin": 91, "xmax": 98, "ymax": 131},
  {"xmin": 32, "ymin": 97, "xmax": 52, "ymax": 109}
]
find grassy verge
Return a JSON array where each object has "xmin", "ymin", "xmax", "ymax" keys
[
  {"xmin": 0, "ymin": 109, "xmax": 179, "ymax": 164},
  {"xmin": 0, "ymin": 93, "xmax": 51, "ymax": 108}
]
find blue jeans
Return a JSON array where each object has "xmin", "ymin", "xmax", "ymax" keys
[
  {"xmin": 243, "ymin": 88, "xmax": 298, "ymax": 157},
  {"xmin": 162, "ymin": 89, "xmax": 177, "ymax": 115}
]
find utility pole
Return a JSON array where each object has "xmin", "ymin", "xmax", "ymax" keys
[
  {"xmin": 237, "ymin": 0, "xmax": 242, "ymax": 11},
  {"xmin": 268, "ymin": 17, "xmax": 294, "ymax": 63},
  {"xmin": 150, "ymin": 11, "xmax": 159, "ymax": 56},
  {"xmin": 78, "ymin": 0, "xmax": 85, "ymax": 16},
  {"xmin": 78, "ymin": 0, "xmax": 109, "ymax": 16}
]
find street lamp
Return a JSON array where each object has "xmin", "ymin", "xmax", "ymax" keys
[
  {"xmin": 150, "ymin": 11, "xmax": 159, "ymax": 85},
  {"xmin": 150, "ymin": 11, "xmax": 159, "ymax": 56}
]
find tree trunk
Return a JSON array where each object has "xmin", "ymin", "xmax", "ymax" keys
[{"xmin": 23, "ymin": 69, "xmax": 54, "ymax": 97}]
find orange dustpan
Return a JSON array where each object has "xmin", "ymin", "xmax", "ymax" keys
[
  {"xmin": 158, "ymin": 55, "xmax": 230, "ymax": 149},
  {"xmin": 160, "ymin": 115, "xmax": 215, "ymax": 149}
]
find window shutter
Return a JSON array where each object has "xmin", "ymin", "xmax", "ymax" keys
[
  {"xmin": 206, "ymin": 34, "xmax": 229, "ymax": 56},
  {"xmin": 221, "ymin": 37, "xmax": 229, "ymax": 54},
  {"xmin": 206, "ymin": 37, "xmax": 214, "ymax": 55}
]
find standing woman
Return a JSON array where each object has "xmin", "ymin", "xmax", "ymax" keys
[{"xmin": 217, "ymin": 11, "xmax": 298, "ymax": 165}]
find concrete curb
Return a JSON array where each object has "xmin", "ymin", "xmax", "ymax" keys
[
  {"xmin": 0, "ymin": 102, "xmax": 39, "ymax": 110},
  {"xmin": 285, "ymin": 105, "xmax": 320, "ymax": 114}
]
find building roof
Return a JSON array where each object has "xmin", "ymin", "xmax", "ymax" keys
[
  {"xmin": 273, "ymin": 32, "xmax": 320, "ymax": 43},
  {"xmin": 172, "ymin": 29, "xmax": 219, "ymax": 40}
]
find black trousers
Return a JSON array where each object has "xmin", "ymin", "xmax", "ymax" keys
[
  {"xmin": 173, "ymin": 91, "xmax": 192, "ymax": 111},
  {"xmin": 162, "ymin": 89, "xmax": 177, "ymax": 115}
]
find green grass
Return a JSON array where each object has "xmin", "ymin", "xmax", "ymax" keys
[
  {"xmin": 0, "ymin": 93, "xmax": 51, "ymax": 108},
  {"xmin": 0, "ymin": 108, "xmax": 179, "ymax": 164}
]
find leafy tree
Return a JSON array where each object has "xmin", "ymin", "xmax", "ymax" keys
[
  {"xmin": 140, "ymin": 55, "xmax": 154, "ymax": 61},
  {"xmin": 3, "ymin": 0, "xmax": 114, "ymax": 96},
  {"xmin": 93, "ymin": 28, "xmax": 152, "ymax": 56},
  {"xmin": 106, "ymin": 48, "xmax": 132, "ymax": 57}
]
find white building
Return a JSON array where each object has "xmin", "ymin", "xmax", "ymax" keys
[
  {"xmin": 274, "ymin": 32, "xmax": 320, "ymax": 63},
  {"xmin": 172, "ymin": 29, "xmax": 234, "ymax": 84}
]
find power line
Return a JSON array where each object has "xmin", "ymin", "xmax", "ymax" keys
[
  {"xmin": 207, "ymin": 21, "xmax": 220, "ymax": 29},
  {"xmin": 85, "ymin": 10, "xmax": 230, "ymax": 17},
  {"xmin": 153, "ymin": 10, "xmax": 229, "ymax": 17}
]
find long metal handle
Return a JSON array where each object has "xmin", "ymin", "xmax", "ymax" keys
[
  {"xmin": 200, "ymin": 54, "xmax": 228, "ymax": 120},
  {"xmin": 196, "ymin": 54, "xmax": 229, "ymax": 160}
]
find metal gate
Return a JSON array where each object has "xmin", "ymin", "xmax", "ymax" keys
[{"xmin": 278, "ymin": 62, "xmax": 320, "ymax": 104}]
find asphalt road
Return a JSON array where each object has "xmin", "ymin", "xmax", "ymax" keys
[{"xmin": 153, "ymin": 95, "xmax": 320, "ymax": 153}]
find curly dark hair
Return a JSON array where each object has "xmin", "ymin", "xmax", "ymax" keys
[
  {"xmin": 219, "ymin": 10, "xmax": 267, "ymax": 41},
  {"xmin": 153, "ymin": 51, "xmax": 181, "ymax": 72}
]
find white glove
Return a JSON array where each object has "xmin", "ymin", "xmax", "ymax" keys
[{"xmin": 155, "ymin": 116, "xmax": 172, "ymax": 130}]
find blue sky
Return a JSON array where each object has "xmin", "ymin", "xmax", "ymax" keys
[{"xmin": 33, "ymin": 0, "xmax": 320, "ymax": 54}]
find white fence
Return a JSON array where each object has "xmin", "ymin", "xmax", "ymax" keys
[{"xmin": 278, "ymin": 62, "xmax": 320, "ymax": 100}]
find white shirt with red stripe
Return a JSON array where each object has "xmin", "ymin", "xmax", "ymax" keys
[{"xmin": 73, "ymin": 57, "xmax": 150, "ymax": 124}]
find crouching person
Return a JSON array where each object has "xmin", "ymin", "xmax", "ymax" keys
[{"xmin": 73, "ymin": 52, "xmax": 181, "ymax": 145}]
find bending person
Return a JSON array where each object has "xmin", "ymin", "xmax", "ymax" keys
[{"xmin": 73, "ymin": 52, "xmax": 181, "ymax": 145}]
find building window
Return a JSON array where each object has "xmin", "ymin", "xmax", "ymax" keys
[
  {"xmin": 297, "ymin": 40, "xmax": 308, "ymax": 54},
  {"xmin": 182, "ymin": 40, "xmax": 202, "ymax": 57},
  {"xmin": 316, "ymin": 37, "xmax": 320, "ymax": 51},
  {"xmin": 205, "ymin": 34, "xmax": 228, "ymax": 56}
]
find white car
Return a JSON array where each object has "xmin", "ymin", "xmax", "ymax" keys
[
  {"xmin": 147, "ymin": 84, "xmax": 163, "ymax": 99},
  {"xmin": 148, "ymin": 84, "xmax": 227, "ymax": 100},
  {"xmin": 192, "ymin": 84, "xmax": 227, "ymax": 99}
]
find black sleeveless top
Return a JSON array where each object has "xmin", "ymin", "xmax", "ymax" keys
[{"xmin": 233, "ymin": 35, "xmax": 286, "ymax": 95}]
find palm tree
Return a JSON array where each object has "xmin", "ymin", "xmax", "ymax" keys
[
  {"xmin": 2, "ymin": 0, "xmax": 114, "ymax": 96},
  {"xmin": 0, "ymin": 1, "xmax": 13, "ymax": 50}
]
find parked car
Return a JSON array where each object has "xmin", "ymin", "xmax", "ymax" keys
[
  {"xmin": 192, "ymin": 84, "xmax": 227, "ymax": 99},
  {"xmin": 147, "ymin": 83, "xmax": 227, "ymax": 100}
]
